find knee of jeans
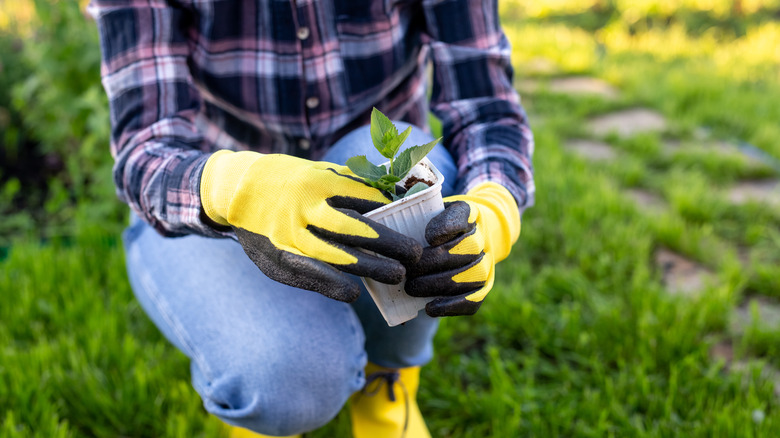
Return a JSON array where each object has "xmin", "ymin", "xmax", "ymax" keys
[{"xmin": 199, "ymin": 351, "xmax": 365, "ymax": 435}]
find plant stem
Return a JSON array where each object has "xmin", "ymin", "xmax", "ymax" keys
[{"xmin": 389, "ymin": 157, "xmax": 395, "ymax": 194}]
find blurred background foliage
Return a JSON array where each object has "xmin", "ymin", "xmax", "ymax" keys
[{"xmin": 0, "ymin": 0, "xmax": 120, "ymax": 246}]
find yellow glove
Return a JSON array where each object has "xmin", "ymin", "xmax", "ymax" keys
[
  {"xmin": 404, "ymin": 182, "xmax": 520, "ymax": 316},
  {"xmin": 201, "ymin": 151, "xmax": 423, "ymax": 302}
]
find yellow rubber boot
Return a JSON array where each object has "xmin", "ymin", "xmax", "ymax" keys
[
  {"xmin": 229, "ymin": 425, "xmax": 301, "ymax": 438},
  {"xmin": 350, "ymin": 363, "xmax": 431, "ymax": 438}
]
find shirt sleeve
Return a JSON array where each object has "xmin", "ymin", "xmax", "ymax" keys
[
  {"xmin": 89, "ymin": 0, "xmax": 227, "ymax": 237},
  {"xmin": 423, "ymin": 0, "xmax": 535, "ymax": 213}
]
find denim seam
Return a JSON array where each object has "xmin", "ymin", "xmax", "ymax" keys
[
  {"xmin": 343, "ymin": 301, "xmax": 367, "ymax": 391},
  {"xmin": 121, "ymin": 216, "xmax": 145, "ymax": 245},
  {"xmin": 132, "ymin": 250, "xmax": 216, "ymax": 383}
]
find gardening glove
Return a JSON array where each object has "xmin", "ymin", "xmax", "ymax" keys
[
  {"xmin": 200, "ymin": 150, "xmax": 423, "ymax": 303},
  {"xmin": 404, "ymin": 182, "xmax": 520, "ymax": 316}
]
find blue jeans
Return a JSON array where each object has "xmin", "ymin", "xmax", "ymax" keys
[{"xmin": 122, "ymin": 123, "xmax": 456, "ymax": 435}]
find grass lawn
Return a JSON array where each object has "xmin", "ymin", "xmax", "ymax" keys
[{"xmin": 2, "ymin": 1, "xmax": 780, "ymax": 436}]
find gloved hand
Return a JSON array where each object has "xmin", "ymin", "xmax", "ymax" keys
[
  {"xmin": 404, "ymin": 182, "xmax": 521, "ymax": 316},
  {"xmin": 200, "ymin": 150, "xmax": 423, "ymax": 303}
]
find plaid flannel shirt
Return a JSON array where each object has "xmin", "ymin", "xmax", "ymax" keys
[{"xmin": 89, "ymin": 0, "xmax": 535, "ymax": 237}]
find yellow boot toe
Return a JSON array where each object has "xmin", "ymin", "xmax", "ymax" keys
[
  {"xmin": 229, "ymin": 425, "xmax": 301, "ymax": 438},
  {"xmin": 350, "ymin": 363, "xmax": 431, "ymax": 438}
]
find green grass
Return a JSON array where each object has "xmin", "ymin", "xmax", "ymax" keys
[
  {"xmin": 3, "ymin": 0, "xmax": 780, "ymax": 436},
  {"xmin": 0, "ymin": 232, "xmax": 226, "ymax": 437}
]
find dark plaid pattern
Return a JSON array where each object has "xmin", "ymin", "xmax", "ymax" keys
[{"xmin": 89, "ymin": 0, "xmax": 535, "ymax": 237}]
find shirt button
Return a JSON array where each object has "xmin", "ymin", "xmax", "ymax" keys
[
  {"xmin": 297, "ymin": 26, "xmax": 310, "ymax": 41},
  {"xmin": 305, "ymin": 96, "xmax": 320, "ymax": 109},
  {"xmin": 298, "ymin": 138, "xmax": 311, "ymax": 150}
]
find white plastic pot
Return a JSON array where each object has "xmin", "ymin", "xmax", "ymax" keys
[{"xmin": 361, "ymin": 157, "xmax": 445, "ymax": 326}]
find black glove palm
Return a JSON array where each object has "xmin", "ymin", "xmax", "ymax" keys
[
  {"xmin": 201, "ymin": 151, "xmax": 424, "ymax": 302},
  {"xmin": 404, "ymin": 183, "xmax": 520, "ymax": 316}
]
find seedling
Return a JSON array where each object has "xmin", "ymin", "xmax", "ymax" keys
[{"xmin": 347, "ymin": 108, "xmax": 441, "ymax": 201}]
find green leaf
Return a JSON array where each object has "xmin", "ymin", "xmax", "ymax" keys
[
  {"xmin": 392, "ymin": 137, "xmax": 441, "ymax": 179},
  {"xmin": 378, "ymin": 174, "xmax": 401, "ymax": 185},
  {"xmin": 363, "ymin": 174, "xmax": 403, "ymax": 195},
  {"xmin": 382, "ymin": 126, "xmax": 412, "ymax": 161},
  {"xmin": 402, "ymin": 182, "xmax": 430, "ymax": 198},
  {"xmin": 370, "ymin": 179, "xmax": 396, "ymax": 192},
  {"xmin": 346, "ymin": 155, "xmax": 386, "ymax": 182},
  {"xmin": 370, "ymin": 108, "xmax": 399, "ymax": 158}
]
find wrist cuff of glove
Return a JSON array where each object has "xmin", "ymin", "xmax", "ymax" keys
[
  {"xmin": 200, "ymin": 150, "xmax": 264, "ymax": 226},
  {"xmin": 464, "ymin": 182, "xmax": 522, "ymax": 262}
]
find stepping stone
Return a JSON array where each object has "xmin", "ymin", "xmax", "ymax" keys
[
  {"xmin": 563, "ymin": 139, "xmax": 616, "ymax": 161},
  {"xmin": 520, "ymin": 57, "xmax": 559, "ymax": 75},
  {"xmin": 694, "ymin": 127, "xmax": 712, "ymax": 140},
  {"xmin": 549, "ymin": 77, "xmax": 619, "ymax": 99},
  {"xmin": 728, "ymin": 180, "xmax": 780, "ymax": 206},
  {"xmin": 588, "ymin": 109, "xmax": 667, "ymax": 138},
  {"xmin": 664, "ymin": 140, "xmax": 769, "ymax": 167},
  {"xmin": 654, "ymin": 248, "xmax": 713, "ymax": 296},
  {"xmin": 625, "ymin": 188, "xmax": 667, "ymax": 214},
  {"xmin": 730, "ymin": 360, "xmax": 780, "ymax": 399},
  {"xmin": 517, "ymin": 77, "xmax": 619, "ymax": 99},
  {"xmin": 710, "ymin": 340, "xmax": 734, "ymax": 363},
  {"xmin": 516, "ymin": 79, "xmax": 541, "ymax": 95},
  {"xmin": 736, "ymin": 142, "xmax": 780, "ymax": 172},
  {"xmin": 662, "ymin": 139, "xmax": 728, "ymax": 155},
  {"xmin": 738, "ymin": 247, "xmax": 752, "ymax": 269},
  {"xmin": 711, "ymin": 142, "xmax": 754, "ymax": 159},
  {"xmin": 730, "ymin": 296, "xmax": 780, "ymax": 335},
  {"xmin": 710, "ymin": 343, "xmax": 780, "ymax": 399},
  {"xmin": 662, "ymin": 139, "xmax": 682, "ymax": 154}
]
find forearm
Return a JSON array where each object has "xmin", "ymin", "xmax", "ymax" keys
[
  {"xmin": 113, "ymin": 137, "xmax": 225, "ymax": 237},
  {"xmin": 92, "ymin": 0, "xmax": 227, "ymax": 236},
  {"xmin": 425, "ymin": 0, "xmax": 535, "ymax": 213},
  {"xmin": 438, "ymin": 101, "xmax": 535, "ymax": 213}
]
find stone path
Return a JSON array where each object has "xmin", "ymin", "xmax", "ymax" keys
[
  {"xmin": 710, "ymin": 340, "xmax": 735, "ymax": 363},
  {"xmin": 663, "ymin": 139, "xmax": 728, "ymax": 156},
  {"xmin": 548, "ymin": 76, "xmax": 780, "ymax": 400},
  {"xmin": 710, "ymin": 340, "xmax": 780, "ymax": 399},
  {"xmin": 664, "ymin": 140, "xmax": 772, "ymax": 169},
  {"xmin": 663, "ymin": 139, "xmax": 780, "ymax": 210},
  {"xmin": 732, "ymin": 361, "xmax": 780, "ymax": 399},
  {"xmin": 563, "ymin": 139, "xmax": 616, "ymax": 161},
  {"xmin": 654, "ymin": 248, "xmax": 714, "ymax": 296},
  {"xmin": 519, "ymin": 57, "xmax": 559, "ymax": 76},
  {"xmin": 588, "ymin": 109, "xmax": 667, "ymax": 137},
  {"xmin": 727, "ymin": 180, "xmax": 780, "ymax": 207},
  {"xmin": 518, "ymin": 76, "xmax": 619, "ymax": 99},
  {"xmin": 730, "ymin": 296, "xmax": 780, "ymax": 335},
  {"xmin": 711, "ymin": 292, "xmax": 780, "ymax": 400},
  {"xmin": 626, "ymin": 188, "xmax": 667, "ymax": 214},
  {"xmin": 550, "ymin": 77, "xmax": 619, "ymax": 99}
]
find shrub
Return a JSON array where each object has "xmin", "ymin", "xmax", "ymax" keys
[{"xmin": 1, "ymin": 0, "xmax": 123, "ymax": 244}]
